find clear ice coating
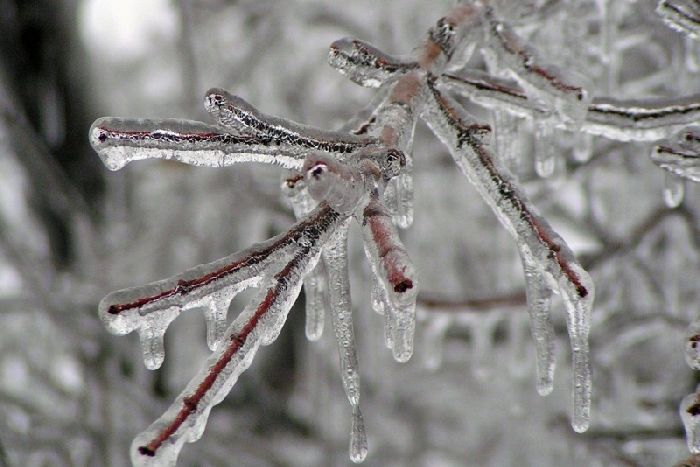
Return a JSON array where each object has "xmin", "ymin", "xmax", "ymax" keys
[
  {"xmin": 442, "ymin": 71, "xmax": 700, "ymax": 142},
  {"xmin": 481, "ymin": 7, "xmax": 590, "ymax": 123},
  {"xmin": 89, "ymin": 117, "xmax": 307, "ymax": 171},
  {"xmin": 361, "ymin": 196, "xmax": 418, "ymax": 362},
  {"xmin": 124, "ymin": 205, "xmax": 343, "ymax": 465},
  {"xmin": 423, "ymin": 81, "xmax": 593, "ymax": 432},
  {"xmin": 84, "ymin": 1, "xmax": 630, "ymax": 463},
  {"xmin": 658, "ymin": 0, "xmax": 700, "ymax": 40},
  {"xmin": 323, "ymin": 227, "xmax": 362, "ymax": 406},
  {"xmin": 203, "ymin": 88, "xmax": 379, "ymax": 157},
  {"xmin": 652, "ymin": 126, "xmax": 700, "ymax": 182},
  {"xmin": 328, "ymin": 37, "xmax": 419, "ymax": 88},
  {"xmin": 323, "ymin": 226, "xmax": 372, "ymax": 463},
  {"xmin": 282, "ymin": 175, "xmax": 327, "ymax": 341}
]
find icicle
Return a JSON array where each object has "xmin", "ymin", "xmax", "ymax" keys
[
  {"xmin": 137, "ymin": 308, "xmax": 179, "ymax": 370},
  {"xmin": 140, "ymin": 329, "xmax": 166, "ymax": 371},
  {"xmin": 383, "ymin": 309, "xmax": 395, "ymax": 350},
  {"xmin": 423, "ymin": 313, "xmax": 450, "ymax": 370},
  {"xmin": 534, "ymin": 119, "xmax": 557, "ymax": 178},
  {"xmin": 361, "ymin": 197, "xmax": 418, "ymax": 362},
  {"xmin": 323, "ymin": 226, "xmax": 361, "ymax": 406},
  {"xmin": 492, "ymin": 111, "xmax": 521, "ymax": 172},
  {"xmin": 203, "ymin": 293, "xmax": 233, "ymax": 351},
  {"xmin": 303, "ymin": 266, "xmax": 326, "ymax": 341},
  {"xmin": 664, "ymin": 172, "xmax": 686, "ymax": 208},
  {"xmin": 558, "ymin": 264, "xmax": 594, "ymax": 433},
  {"xmin": 521, "ymin": 255, "xmax": 556, "ymax": 396},
  {"xmin": 363, "ymin": 245, "xmax": 395, "ymax": 351},
  {"xmin": 681, "ymin": 388, "xmax": 700, "ymax": 453},
  {"xmin": 572, "ymin": 131, "xmax": 594, "ymax": 163},
  {"xmin": 685, "ymin": 321, "xmax": 700, "ymax": 370},
  {"xmin": 383, "ymin": 173, "xmax": 414, "ymax": 228},
  {"xmin": 349, "ymin": 405, "xmax": 368, "ymax": 463}
]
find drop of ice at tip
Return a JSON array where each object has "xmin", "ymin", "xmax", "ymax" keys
[
  {"xmin": 140, "ymin": 330, "xmax": 165, "ymax": 370},
  {"xmin": 391, "ymin": 334, "xmax": 413, "ymax": 362},
  {"xmin": 663, "ymin": 172, "xmax": 685, "ymax": 208},
  {"xmin": 572, "ymin": 416, "xmax": 590, "ymax": 433},
  {"xmin": 349, "ymin": 405, "xmax": 368, "ymax": 463}
]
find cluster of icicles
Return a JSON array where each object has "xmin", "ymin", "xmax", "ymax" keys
[{"xmin": 88, "ymin": 1, "xmax": 700, "ymax": 465}]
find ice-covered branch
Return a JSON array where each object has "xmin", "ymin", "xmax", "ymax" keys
[
  {"xmin": 89, "ymin": 1, "xmax": 612, "ymax": 463},
  {"xmin": 361, "ymin": 195, "xmax": 418, "ymax": 362},
  {"xmin": 130, "ymin": 203, "xmax": 343, "ymax": 464},
  {"xmin": 657, "ymin": 0, "xmax": 700, "ymax": 40},
  {"xmin": 90, "ymin": 117, "xmax": 306, "ymax": 170},
  {"xmin": 282, "ymin": 174, "xmax": 326, "ymax": 341},
  {"xmin": 328, "ymin": 38, "xmax": 419, "ymax": 88},
  {"xmin": 422, "ymin": 76, "xmax": 593, "ymax": 432},
  {"xmin": 99, "ymin": 204, "xmax": 342, "ymax": 368},
  {"xmin": 443, "ymin": 72, "xmax": 700, "ymax": 142},
  {"xmin": 652, "ymin": 126, "xmax": 700, "ymax": 182},
  {"xmin": 204, "ymin": 88, "xmax": 380, "ymax": 155},
  {"xmin": 480, "ymin": 6, "xmax": 590, "ymax": 122}
]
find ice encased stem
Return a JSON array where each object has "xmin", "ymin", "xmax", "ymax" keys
[
  {"xmin": 423, "ymin": 82, "xmax": 593, "ymax": 432},
  {"xmin": 283, "ymin": 177, "xmax": 327, "ymax": 341}
]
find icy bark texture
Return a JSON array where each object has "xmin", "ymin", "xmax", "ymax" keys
[{"xmin": 9, "ymin": 0, "xmax": 700, "ymax": 466}]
